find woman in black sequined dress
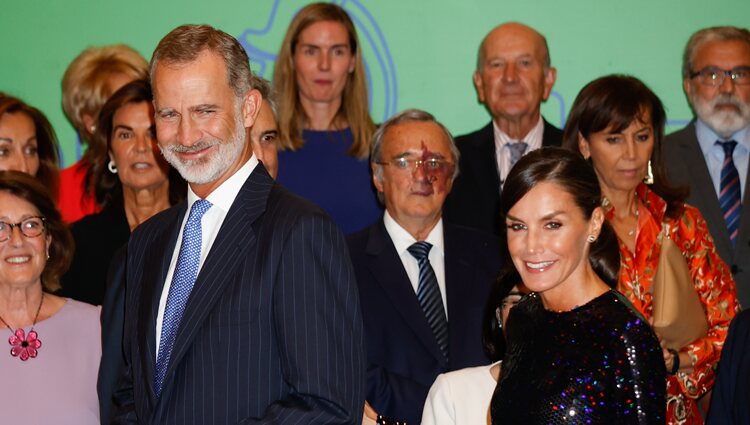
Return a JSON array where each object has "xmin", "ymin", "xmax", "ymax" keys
[{"xmin": 490, "ymin": 148, "xmax": 666, "ymax": 424}]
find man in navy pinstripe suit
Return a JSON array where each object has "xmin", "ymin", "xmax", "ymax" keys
[
  {"xmin": 348, "ymin": 110, "xmax": 502, "ymax": 424},
  {"xmin": 112, "ymin": 24, "xmax": 365, "ymax": 424}
]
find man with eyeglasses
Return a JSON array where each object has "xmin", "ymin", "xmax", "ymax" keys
[
  {"xmin": 347, "ymin": 109, "xmax": 502, "ymax": 424},
  {"xmin": 665, "ymin": 25, "xmax": 750, "ymax": 307}
]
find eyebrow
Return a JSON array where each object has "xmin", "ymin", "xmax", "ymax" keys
[
  {"xmin": 0, "ymin": 136, "xmax": 36, "ymax": 144},
  {"xmin": 299, "ymin": 43, "xmax": 350, "ymax": 49},
  {"xmin": 113, "ymin": 125, "xmax": 134, "ymax": 132},
  {"xmin": 506, "ymin": 210, "xmax": 566, "ymax": 222},
  {"xmin": 260, "ymin": 130, "xmax": 278, "ymax": 138},
  {"xmin": 190, "ymin": 104, "xmax": 220, "ymax": 112}
]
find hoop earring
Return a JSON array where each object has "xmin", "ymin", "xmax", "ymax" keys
[
  {"xmin": 644, "ymin": 160, "xmax": 654, "ymax": 185},
  {"xmin": 108, "ymin": 160, "xmax": 118, "ymax": 174}
]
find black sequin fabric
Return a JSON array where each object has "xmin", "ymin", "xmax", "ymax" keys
[{"xmin": 491, "ymin": 290, "xmax": 666, "ymax": 424}]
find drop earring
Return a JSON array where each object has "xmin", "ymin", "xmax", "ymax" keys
[{"xmin": 644, "ymin": 160, "xmax": 654, "ymax": 185}]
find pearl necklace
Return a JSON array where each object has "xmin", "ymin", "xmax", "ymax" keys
[{"xmin": 0, "ymin": 292, "xmax": 44, "ymax": 361}]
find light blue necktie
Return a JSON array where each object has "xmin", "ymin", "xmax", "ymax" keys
[
  {"xmin": 717, "ymin": 141, "xmax": 741, "ymax": 247},
  {"xmin": 155, "ymin": 199, "xmax": 212, "ymax": 397},
  {"xmin": 407, "ymin": 241, "xmax": 449, "ymax": 361},
  {"xmin": 508, "ymin": 141, "xmax": 528, "ymax": 171}
]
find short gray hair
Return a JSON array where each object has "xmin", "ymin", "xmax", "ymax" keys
[
  {"xmin": 151, "ymin": 24, "xmax": 252, "ymax": 100},
  {"xmin": 249, "ymin": 74, "xmax": 278, "ymax": 118},
  {"xmin": 682, "ymin": 26, "xmax": 750, "ymax": 79},
  {"xmin": 371, "ymin": 108, "xmax": 460, "ymax": 183}
]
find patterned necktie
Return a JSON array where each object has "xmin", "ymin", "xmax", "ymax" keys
[
  {"xmin": 717, "ymin": 140, "xmax": 742, "ymax": 247},
  {"xmin": 508, "ymin": 141, "xmax": 529, "ymax": 171},
  {"xmin": 155, "ymin": 199, "xmax": 212, "ymax": 397},
  {"xmin": 407, "ymin": 241, "xmax": 449, "ymax": 361}
]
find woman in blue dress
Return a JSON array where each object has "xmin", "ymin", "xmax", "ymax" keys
[{"xmin": 273, "ymin": 2, "xmax": 380, "ymax": 234}]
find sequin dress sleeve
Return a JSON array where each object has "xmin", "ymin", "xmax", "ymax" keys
[{"xmin": 490, "ymin": 290, "xmax": 666, "ymax": 424}]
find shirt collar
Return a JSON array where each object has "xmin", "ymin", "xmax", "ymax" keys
[
  {"xmin": 383, "ymin": 210, "xmax": 444, "ymax": 257},
  {"xmin": 695, "ymin": 119, "xmax": 750, "ymax": 156},
  {"xmin": 186, "ymin": 154, "xmax": 259, "ymax": 213},
  {"xmin": 492, "ymin": 116, "xmax": 544, "ymax": 150}
]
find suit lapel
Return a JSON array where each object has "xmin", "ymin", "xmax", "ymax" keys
[
  {"xmin": 365, "ymin": 220, "xmax": 447, "ymax": 365},
  {"xmin": 134, "ymin": 204, "xmax": 183, "ymax": 407},
  {"xmin": 477, "ymin": 123, "xmax": 501, "ymax": 190},
  {"xmin": 442, "ymin": 224, "xmax": 474, "ymax": 363},
  {"xmin": 159, "ymin": 166, "xmax": 272, "ymax": 397}
]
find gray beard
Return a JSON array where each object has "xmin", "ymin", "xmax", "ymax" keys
[
  {"xmin": 160, "ymin": 110, "xmax": 246, "ymax": 185},
  {"xmin": 692, "ymin": 93, "xmax": 750, "ymax": 139}
]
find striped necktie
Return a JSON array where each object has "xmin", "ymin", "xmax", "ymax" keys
[
  {"xmin": 508, "ymin": 141, "xmax": 528, "ymax": 171},
  {"xmin": 155, "ymin": 199, "xmax": 212, "ymax": 397},
  {"xmin": 717, "ymin": 140, "xmax": 741, "ymax": 247},
  {"xmin": 407, "ymin": 241, "xmax": 449, "ymax": 361}
]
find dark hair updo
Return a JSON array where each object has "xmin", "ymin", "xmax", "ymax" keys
[{"xmin": 500, "ymin": 147, "xmax": 620, "ymax": 287}]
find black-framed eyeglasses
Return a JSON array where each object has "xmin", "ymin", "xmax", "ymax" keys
[
  {"xmin": 376, "ymin": 157, "xmax": 454, "ymax": 174},
  {"xmin": 689, "ymin": 66, "xmax": 750, "ymax": 86},
  {"xmin": 0, "ymin": 216, "xmax": 46, "ymax": 242}
]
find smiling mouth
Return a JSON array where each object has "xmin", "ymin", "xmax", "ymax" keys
[
  {"xmin": 526, "ymin": 260, "xmax": 555, "ymax": 270},
  {"xmin": 132, "ymin": 162, "xmax": 152, "ymax": 169},
  {"xmin": 6, "ymin": 256, "xmax": 31, "ymax": 264}
]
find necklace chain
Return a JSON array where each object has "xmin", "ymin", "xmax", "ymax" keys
[
  {"xmin": 627, "ymin": 203, "xmax": 640, "ymax": 237},
  {"xmin": 0, "ymin": 292, "xmax": 44, "ymax": 332}
]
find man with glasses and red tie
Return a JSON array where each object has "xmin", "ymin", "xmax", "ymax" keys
[
  {"xmin": 347, "ymin": 109, "xmax": 502, "ymax": 424},
  {"xmin": 665, "ymin": 26, "xmax": 750, "ymax": 307}
]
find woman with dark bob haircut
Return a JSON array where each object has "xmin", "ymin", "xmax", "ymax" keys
[
  {"xmin": 0, "ymin": 94, "xmax": 60, "ymax": 198},
  {"xmin": 490, "ymin": 147, "xmax": 666, "ymax": 424},
  {"xmin": 563, "ymin": 75, "xmax": 739, "ymax": 424},
  {"xmin": 59, "ymin": 79, "xmax": 185, "ymax": 306},
  {"xmin": 0, "ymin": 170, "xmax": 101, "ymax": 423}
]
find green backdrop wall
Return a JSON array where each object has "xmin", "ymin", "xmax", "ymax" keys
[{"xmin": 2, "ymin": 0, "xmax": 748, "ymax": 167}]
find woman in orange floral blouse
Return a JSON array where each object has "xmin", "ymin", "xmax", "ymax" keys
[{"xmin": 562, "ymin": 75, "xmax": 739, "ymax": 425}]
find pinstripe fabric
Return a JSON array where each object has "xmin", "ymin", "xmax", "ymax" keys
[
  {"xmin": 407, "ymin": 242, "xmax": 449, "ymax": 360},
  {"xmin": 112, "ymin": 164, "xmax": 366, "ymax": 425}
]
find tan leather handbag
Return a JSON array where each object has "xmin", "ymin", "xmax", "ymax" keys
[{"xmin": 651, "ymin": 224, "xmax": 709, "ymax": 350}]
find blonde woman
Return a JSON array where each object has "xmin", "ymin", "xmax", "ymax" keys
[{"xmin": 273, "ymin": 2, "xmax": 379, "ymax": 234}]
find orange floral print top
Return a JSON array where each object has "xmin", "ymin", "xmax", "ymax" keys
[{"xmin": 604, "ymin": 183, "xmax": 738, "ymax": 424}]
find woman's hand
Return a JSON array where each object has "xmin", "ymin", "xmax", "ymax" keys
[
  {"xmin": 651, "ymin": 323, "xmax": 693, "ymax": 374},
  {"xmin": 363, "ymin": 401, "xmax": 379, "ymax": 424}
]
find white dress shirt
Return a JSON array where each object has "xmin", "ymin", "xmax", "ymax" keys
[
  {"xmin": 493, "ymin": 116, "xmax": 544, "ymax": 185},
  {"xmin": 156, "ymin": 155, "xmax": 259, "ymax": 355},
  {"xmin": 383, "ymin": 210, "xmax": 448, "ymax": 318},
  {"xmin": 695, "ymin": 119, "xmax": 749, "ymax": 200}
]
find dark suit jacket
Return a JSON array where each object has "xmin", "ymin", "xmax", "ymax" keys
[
  {"xmin": 665, "ymin": 122, "xmax": 750, "ymax": 307},
  {"xmin": 444, "ymin": 119, "xmax": 563, "ymax": 235},
  {"xmin": 707, "ymin": 309, "xmax": 750, "ymax": 424},
  {"xmin": 346, "ymin": 219, "xmax": 501, "ymax": 424},
  {"xmin": 59, "ymin": 203, "xmax": 131, "ymax": 305},
  {"xmin": 112, "ymin": 164, "xmax": 365, "ymax": 424},
  {"xmin": 99, "ymin": 245, "xmax": 127, "ymax": 424}
]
